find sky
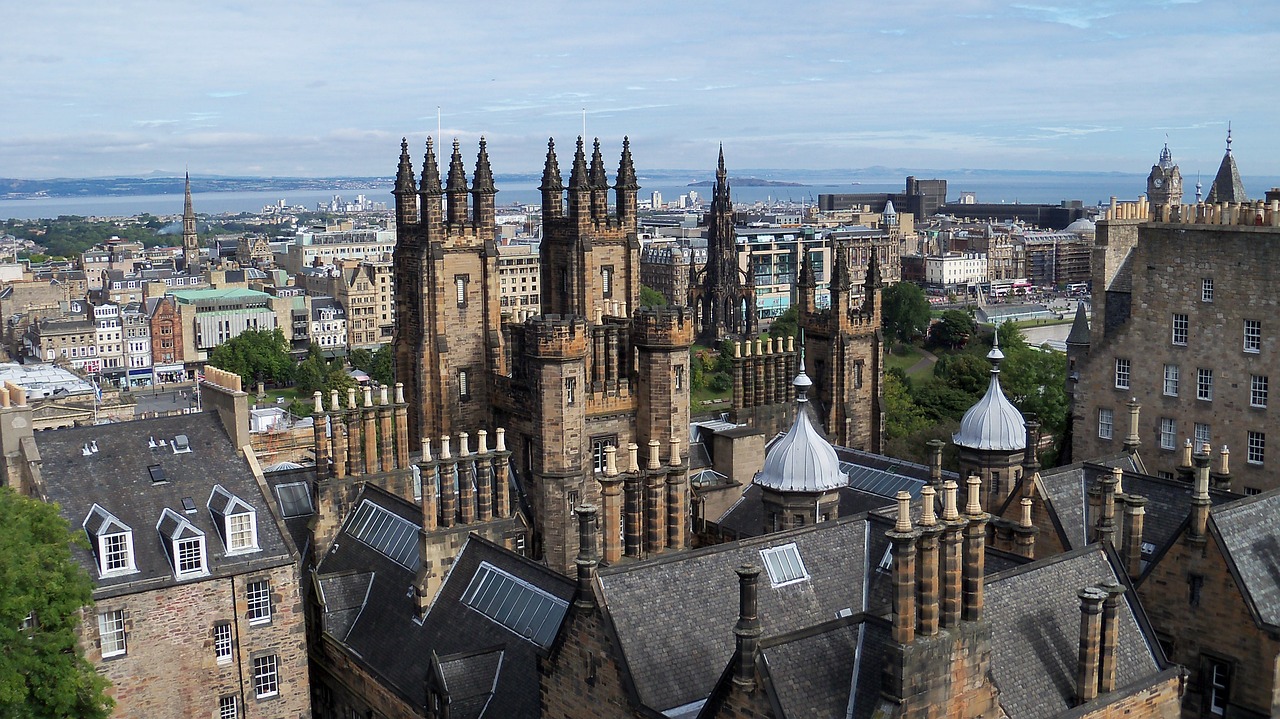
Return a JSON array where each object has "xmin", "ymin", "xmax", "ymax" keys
[{"xmin": 3, "ymin": 0, "xmax": 1279, "ymax": 179}]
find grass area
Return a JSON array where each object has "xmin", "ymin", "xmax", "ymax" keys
[
  {"xmin": 1011, "ymin": 317, "xmax": 1074, "ymax": 329},
  {"xmin": 885, "ymin": 344, "xmax": 926, "ymax": 376},
  {"xmin": 692, "ymin": 384, "xmax": 732, "ymax": 408}
]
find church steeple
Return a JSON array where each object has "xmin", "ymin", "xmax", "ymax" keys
[
  {"xmin": 471, "ymin": 137, "xmax": 496, "ymax": 228},
  {"xmin": 182, "ymin": 172, "xmax": 201, "ymax": 272}
]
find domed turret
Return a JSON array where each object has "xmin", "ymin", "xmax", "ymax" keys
[
  {"xmin": 953, "ymin": 337, "xmax": 1026, "ymax": 452},
  {"xmin": 754, "ymin": 363, "xmax": 844, "ymax": 493}
]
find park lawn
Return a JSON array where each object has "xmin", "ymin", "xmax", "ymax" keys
[
  {"xmin": 885, "ymin": 344, "xmax": 925, "ymax": 375},
  {"xmin": 692, "ymin": 383, "xmax": 732, "ymax": 409}
]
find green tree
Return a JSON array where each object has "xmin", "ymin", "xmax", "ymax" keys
[
  {"xmin": 1000, "ymin": 344, "xmax": 1069, "ymax": 443},
  {"xmin": 293, "ymin": 345, "xmax": 355, "ymax": 398},
  {"xmin": 0, "ymin": 488, "xmax": 113, "ymax": 719},
  {"xmin": 928, "ymin": 309, "xmax": 975, "ymax": 350},
  {"xmin": 768, "ymin": 306, "xmax": 799, "ymax": 340},
  {"xmin": 207, "ymin": 328, "xmax": 293, "ymax": 386},
  {"xmin": 933, "ymin": 353, "xmax": 990, "ymax": 397},
  {"xmin": 996, "ymin": 320, "xmax": 1026, "ymax": 352},
  {"xmin": 347, "ymin": 347, "xmax": 373, "ymax": 373},
  {"xmin": 639, "ymin": 285, "xmax": 668, "ymax": 308},
  {"xmin": 881, "ymin": 282, "xmax": 931, "ymax": 343},
  {"xmin": 368, "ymin": 345, "xmax": 394, "ymax": 387},
  {"xmin": 884, "ymin": 371, "xmax": 931, "ymax": 440}
]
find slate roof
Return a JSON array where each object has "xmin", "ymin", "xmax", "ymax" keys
[
  {"xmin": 716, "ymin": 483, "xmax": 893, "ymax": 539},
  {"xmin": 596, "ymin": 515, "xmax": 870, "ymax": 713},
  {"xmin": 314, "ymin": 486, "xmax": 571, "ymax": 717},
  {"xmin": 436, "ymin": 647, "xmax": 504, "ymax": 719},
  {"xmin": 36, "ymin": 412, "xmax": 296, "ymax": 599},
  {"xmin": 754, "ymin": 617, "xmax": 888, "ymax": 719},
  {"xmin": 1211, "ymin": 489, "xmax": 1280, "ymax": 630},
  {"xmin": 985, "ymin": 546, "xmax": 1162, "ymax": 719}
]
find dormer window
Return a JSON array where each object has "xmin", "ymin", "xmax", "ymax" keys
[
  {"xmin": 83, "ymin": 504, "xmax": 136, "ymax": 578},
  {"xmin": 157, "ymin": 508, "xmax": 208, "ymax": 579},
  {"xmin": 208, "ymin": 485, "xmax": 259, "ymax": 554}
]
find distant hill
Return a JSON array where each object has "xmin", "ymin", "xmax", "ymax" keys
[{"xmin": 686, "ymin": 177, "xmax": 808, "ymax": 188}]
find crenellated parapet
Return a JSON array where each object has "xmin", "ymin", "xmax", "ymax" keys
[
  {"xmin": 630, "ymin": 306, "xmax": 693, "ymax": 349},
  {"xmin": 522, "ymin": 314, "xmax": 591, "ymax": 359}
]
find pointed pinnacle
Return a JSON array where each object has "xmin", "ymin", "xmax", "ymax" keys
[
  {"xmin": 420, "ymin": 137, "xmax": 442, "ymax": 194},
  {"xmin": 446, "ymin": 138, "xmax": 468, "ymax": 193},
  {"xmin": 540, "ymin": 138, "xmax": 563, "ymax": 192},
  {"xmin": 472, "ymin": 136, "xmax": 495, "ymax": 193}
]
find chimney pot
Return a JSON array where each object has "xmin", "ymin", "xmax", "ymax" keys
[
  {"xmin": 647, "ymin": 439, "xmax": 662, "ymax": 470},
  {"xmin": 394, "ymin": 382, "xmax": 405, "ymax": 404},
  {"xmin": 363, "ymin": 386, "xmax": 373, "ymax": 408},
  {"xmin": 458, "ymin": 431, "xmax": 470, "ymax": 456},
  {"xmin": 965, "ymin": 474, "xmax": 983, "ymax": 516},
  {"xmin": 894, "ymin": 490, "xmax": 913, "ymax": 532},
  {"xmin": 604, "ymin": 444, "xmax": 618, "ymax": 476},
  {"xmin": 347, "ymin": 387, "xmax": 357, "ymax": 410},
  {"xmin": 668, "ymin": 435, "xmax": 681, "ymax": 467},
  {"xmin": 440, "ymin": 435, "xmax": 452, "ymax": 460},
  {"xmin": 732, "ymin": 565, "xmax": 763, "ymax": 688},
  {"xmin": 421, "ymin": 437, "xmax": 432, "ymax": 462},
  {"xmin": 313, "ymin": 390, "xmax": 324, "ymax": 414},
  {"xmin": 919, "ymin": 485, "xmax": 938, "ymax": 526},
  {"xmin": 330, "ymin": 389, "xmax": 340, "ymax": 411},
  {"xmin": 1020, "ymin": 497, "xmax": 1033, "ymax": 528},
  {"xmin": 477, "ymin": 429, "xmax": 489, "ymax": 454},
  {"xmin": 942, "ymin": 480, "xmax": 960, "ymax": 521},
  {"xmin": 496, "ymin": 427, "xmax": 507, "ymax": 452},
  {"xmin": 628, "ymin": 442, "xmax": 640, "ymax": 473},
  {"xmin": 379, "ymin": 385, "xmax": 389, "ymax": 405}
]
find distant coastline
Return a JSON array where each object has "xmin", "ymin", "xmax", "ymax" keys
[{"xmin": 686, "ymin": 177, "xmax": 807, "ymax": 188}]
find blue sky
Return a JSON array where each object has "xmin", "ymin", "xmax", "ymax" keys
[{"xmin": 3, "ymin": 0, "xmax": 1277, "ymax": 178}]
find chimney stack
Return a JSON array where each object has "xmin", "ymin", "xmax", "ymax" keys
[
  {"xmin": 888, "ymin": 491, "xmax": 917, "ymax": 645},
  {"xmin": 962, "ymin": 475, "xmax": 988, "ymax": 622},
  {"xmin": 574, "ymin": 505, "xmax": 599, "ymax": 609},
  {"xmin": 1122, "ymin": 398, "xmax": 1141, "ymax": 454},
  {"xmin": 600, "ymin": 446, "xmax": 623, "ymax": 563},
  {"xmin": 1093, "ymin": 467, "xmax": 1119, "ymax": 548},
  {"xmin": 1122, "ymin": 493, "xmax": 1147, "ymax": 578},
  {"xmin": 732, "ymin": 565, "xmax": 763, "ymax": 689},
  {"xmin": 927, "ymin": 439, "xmax": 945, "ymax": 488},
  {"xmin": 1189, "ymin": 447, "xmax": 1211, "ymax": 541},
  {"xmin": 1210, "ymin": 445, "xmax": 1232, "ymax": 491},
  {"xmin": 1024, "ymin": 417, "xmax": 1041, "ymax": 482},
  {"xmin": 940, "ymin": 480, "xmax": 964, "ymax": 628},
  {"xmin": 1075, "ymin": 587, "xmax": 1107, "ymax": 706},
  {"xmin": 916, "ymin": 485, "xmax": 941, "ymax": 636},
  {"xmin": 1014, "ymin": 497, "xmax": 1037, "ymax": 559},
  {"xmin": 1098, "ymin": 582, "xmax": 1125, "ymax": 695}
]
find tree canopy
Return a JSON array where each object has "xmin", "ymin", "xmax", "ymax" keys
[
  {"xmin": 882, "ymin": 282, "xmax": 932, "ymax": 343},
  {"xmin": 207, "ymin": 328, "xmax": 293, "ymax": 386},
  {"xmin": 638, "ymin": 285, "xmax": 668, "ymax": 308},
  {"xmin": 294, "ymin": 345, "xmax": 356, "ymax": 398},
  {"xmin": 767, "ymin": 306, "xmax": 799, "ymax": 341},
  {"xmin": 349, "ymin": 344, "xmax": 393, "ymax": 387},
  {"xmin": 0, "ymin": 488, "xmax": 113, "ymax": 719},
  {"xmin": 928, "ymin": 309, "xmax": 976, "ymax": 350}
]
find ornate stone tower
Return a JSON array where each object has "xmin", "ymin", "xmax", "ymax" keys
[
  {"xmin": 689, "ymin": 147, "xmax": 755, "ymax": 344},
  {"xmin": 1146, "ymin": 143, "xmax": 1182, "ymax": 207},
  {"xmin": 393, "ymin": 136, "xmax": 692, "ymax": 574},
  {"xmin": 797, "ymin": 240, "xmax": 885, "ymax": 452},
  {"xmin": 952, "ymin": 336, "xmax": 1027, "ymax": 511},
  {"xmin": 181, "ymin": 172, "xmax": 201, "ymax": 272}
]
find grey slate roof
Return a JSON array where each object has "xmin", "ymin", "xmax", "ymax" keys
[
  {"xmin": 1065, "ymin": 302, "xmax": 1090, "ymax": 345},
  {"xmin": 597, "ymin": 516, "xmax": 870, "ymax": 713},
  {"xmin": 1212, "ymin": 489, "xmax": 1280, "ymax": 630},
  {"xmin": 314, "ymin": 486, "xmax": 571, "ymax": 717},
  {"xmin": 437, "ymin": 647, "xmax": 504, "ymax": 719},
  {"xmin": 716, "ymin": 483, "xmax": 893, "ymax": 539},
  {"xmin": 985, "ymin": 546, "xmax": 1162, "ymax": 719},
  {"xmin": 37, "ymin": 412, "xmax": 295, "ymax": 598},
  {"xmin": 1207, "ymin": 146, "xmax": 1247, "ymax": 204},
  {"xmin": 756, "ymin": 618, "xmax": 873, "ymax": 719}
]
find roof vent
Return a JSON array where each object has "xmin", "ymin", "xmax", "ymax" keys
[
  {"xmin": 172, "ymin": 435, "xmax": 191, "ymax": 454},
  {"xmin": 90, "ymin": 440, "xmax": 99, "ymax": 454},
  {"xmin": 148, "ymin": 436, "xmax": 157, "ymax": 449},
  {"xmin": 81, "ymin": 443, "xmax": 92, "ymax": 457}
]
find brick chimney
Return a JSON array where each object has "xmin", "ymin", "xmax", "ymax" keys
[
  {"xmin": 574, "ymin": 505, "xmax": 599, "ymax": 609},
  {"xmin": 962, "ymin": 474, "xmax": 988, "ymax": 622},
  {"xmin": 732, "ymin": 565, "xmax": 762, "ymax": 689},
  {"xmin": 916, "ymin": 485, "xmax": 941, "ymax": 636},
  {"xmin": 1210, "ymin": 445, "xmax": 1232, "ymax": 491},
  {"xmin": 457, "ymin": 433, "xmax": 476, "ymax": 524},
  {"xmin": 1075, "ymin": 587, "xmax": 1107, "ymax": 705},
  {"xmin": 199, "ymin": 366, "xmax": 250, "ymax": 450},
  {"xmin": 666, "ymin": 434, "xmax": 686, "ymax": 550},
  {"xmin": 438, "ymin": 436, "xmax": 457, "ymax": 528},
  {"xmin": 645, "ymin": 439, "xmax": 665, "ymax": 553},
  {"xmin": 940, "ymin": 480, "xmax": 965, "ymax": 629},
  {"xmin": 888, "ymin": 490, "xmax": 917, "ymax": 645},
  {"xmin": 1121, "ymin": 492, "xmax": 1147, "ymax": 578},
  {"xmin": 1098, "ymin": 581, "xmax": 1125, "ymax": 694},
  {"xmin": 311, "ymin": 390, "xmax": 329, "ymax": 476},
  {"xmin": 624, "ymin": 443, "xmax": 643, "ymax": 558}
]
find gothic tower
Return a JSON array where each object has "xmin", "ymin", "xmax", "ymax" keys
[
  {"xmin": 1146, "ymin": 143, "xmax": 1182, "ymax": 207},
  {"xmin": 392, "ymin": 135, "xmax": 691, "ymax": 574},
  {"xmin": 689, "ymin": 147, "xmax": 756, "ymax": 344},
  {"xmin": 797, "ymin": 242, "xmax": 885, "ymax": 452},
  {"xmin": 182, "ymin": 173, "xmax": 201, "ymax": 272}
]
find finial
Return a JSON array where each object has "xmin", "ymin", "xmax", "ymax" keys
[
  {"xmin": 1226, "ymin": 121, "xmax": 1233, "ymax": 155},
  {"xmin": 794, "ymin": 349, "xmax": 812, "ymax": 399}
]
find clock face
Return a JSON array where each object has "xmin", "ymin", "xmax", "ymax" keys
[{"xmin": 1153, "ymin": 177, "xmax": 1164, "ymax": 188}]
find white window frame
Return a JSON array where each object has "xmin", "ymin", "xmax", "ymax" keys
[
  {"xmin": 247, "ymin": 580, "xmax": 272, "ymax": 625},
  {"xmin": 1159, "ymin": 418, "xmax": 1176, "ymax": 450},
  {"xmin": 175, "ymin": 536, "xmax": 206, "ymax": 577},
  {"xmin": 1248, "ymin": 431, "xmax": 1265, "ymax": 465},
  {"xmin": 1114, "ymin": 358, "xmax": 1130, "ymax": 390},
  {"xmin": 214, "ymin": 622, "xmax": 233, "ymax": 664},
  {"xmin": 98, "ymin": 609, "xmax": 126, "ymax": 658},
  {"xmin": 1244, "ymin": 319, "xmax": 1262, "ymax": 353},
  {"xmin": 1163, "ymin": 364, "xmax": 1179, "ymax": 397},
  {"xmin": 100, "ymin": 532, "xmax": 135, "ymax": 575},
  {"xmin": 1198, "ymin": 368, "xmax": 1214, "ymax": 401},
  {"xmin": 1195, "ymin": 423, "xmax": 1212, "ymax": 450},
  {"xmin": 1252, "ymin": 375, "xmax": 1269, "ymax": 408},
  {"xmin": 1098, "ymin": 408, "xmax": 1114, "ymax": 440},
  {"xmin": 252, "ymin": 654, "xmax": 279, "ymax": 699},
  {"xmin": 219, "ymin": 696, "xmax": 239, "ymax": 719},
  {"xmin": 1202, "ymin": 278, "xmax": 1214, "ymax": 302},
  {"xmin": 760, "ymin": 543, "xmax": 809, "ymax": 587},
  {"xmin": 1172, "ymin": 313, "xmax": 1188, "ymax": 346},
  {"xmin": 228, "ymin": 512, "xmax": 258, "ymax": 553}
]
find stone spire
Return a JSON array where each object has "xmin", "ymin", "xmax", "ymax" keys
[
  {"xmin": 1066, "ymin": 302, "xmax": 1090, "ymax": 347},
  {"xmin": 615, "ymin": 136, "xmax": 638, "ymax": 190},
  {"xmin": 589, "ymin": 138, "xmax": 608, "ymax": 190},
  {"xmin": 182, "ymin": 171, "xmax": 200, "ymax": 271},
  {"xmin": 471, "ymin": 136, "xmax": 495, "ymax": 193},
  {"xmin": 540, "ymin": 138, "xmax": 564, "ymax": 219},
  {"xmin": 445, "ymin": 138, "xmax": 469, "ymax": 225},
  {"xmin": 568, "ymin": 136, "xmax": 589, "ymax": 190},
  {"xmin": 1206, "ymin": 124, "xmax": 1247, "ymax": 204},
  {"xmin": 420, "ymin": 138, "xmax": 442, "ymax": 194},
  {"xmin": 394, "ymin": 138, "xmax": 416, "ymax": 195}
]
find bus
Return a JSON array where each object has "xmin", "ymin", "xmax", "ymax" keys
[{"xmin": 1066, "ymin": 282, "xmax": 1088, "ymax": 295}]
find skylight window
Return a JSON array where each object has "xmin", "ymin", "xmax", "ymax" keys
[
  {"xmin": 275, "ymin": 482, "xmax": 314, "ymax": 518},
  {"xmin": 347, "ymin": 499, "xmax": 420, "ymax": 570},
  {"xmin": 760, "ymin": 543, "xmax": 809, "ymax": 587},
  {"xmin": 460, "ymin": 561, "xmax": 568, "ymax": 648}
]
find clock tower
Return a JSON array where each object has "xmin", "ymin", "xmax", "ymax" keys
[{"xmin": 1147, "ymin": 143, "xmax": 1182, "ymax": 207}]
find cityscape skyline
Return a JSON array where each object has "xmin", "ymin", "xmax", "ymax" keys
[{"xmin": 4, "ymin": 1, "xmax": 1279, "ymax": 179}]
